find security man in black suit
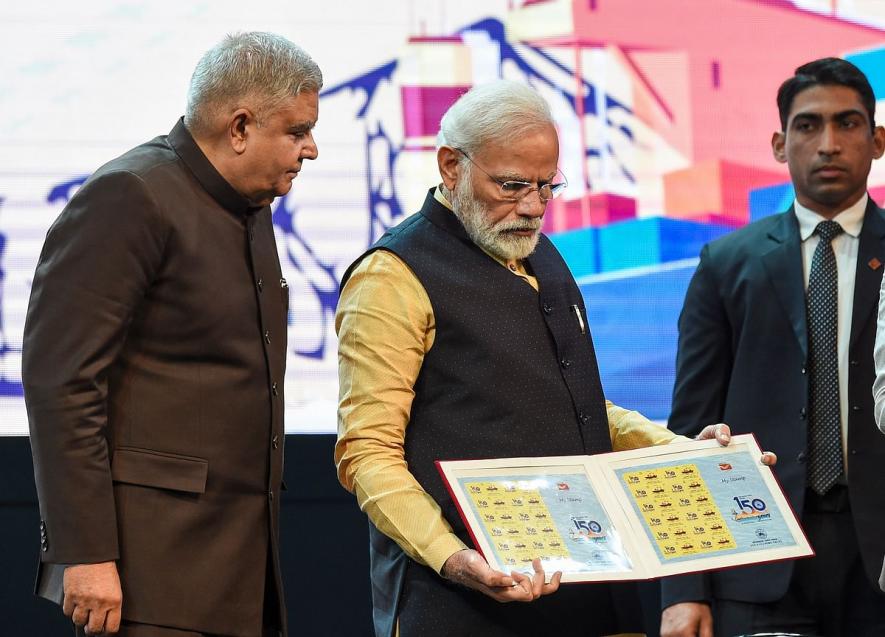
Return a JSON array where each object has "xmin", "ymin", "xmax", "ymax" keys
[{"xmin": 660, "ymin": 58, "xmax": 885, "ymax": 637}]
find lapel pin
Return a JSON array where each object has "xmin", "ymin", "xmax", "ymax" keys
[{"xmin": 869, "ymin": 258, "xmax": 882, "ymax": 271}]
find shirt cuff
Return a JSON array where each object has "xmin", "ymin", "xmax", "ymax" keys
[
  {"xmin": 875, "ymin": 391, "xmax": 885, "ymax": 433},
  {"xmin": 423, "ymin": 533, "xmax": 469, "ymax": 575}
]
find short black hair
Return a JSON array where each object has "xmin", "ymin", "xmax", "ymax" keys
[{"xmin": 776, "ymin": 57, "xmax": 876, "ymax": 131}]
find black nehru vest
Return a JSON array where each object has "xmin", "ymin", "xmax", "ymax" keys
[
  {"xmin": 343, "ymin": 189, "xmax": 612, "ymax": 538},
  {"xmin": 342, "ymin": 189, "xmax": 623, "ymax": 637}
]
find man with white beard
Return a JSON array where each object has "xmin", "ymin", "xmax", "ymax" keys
[{"xmin": 334, "ymin": 80, "xmax": 743, "ymax": 637}]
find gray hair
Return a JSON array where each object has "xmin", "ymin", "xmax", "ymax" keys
[
  {"xmin": 436, "ymin": 80, "xmax": 555, "ymax": 155},
  {"xmin": 186, "ymin": 32, "xmax": 323, "ymax": 134}
]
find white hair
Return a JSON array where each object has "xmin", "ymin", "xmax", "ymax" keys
[
  {"xmin": 436, "ymin": 80, "xmax": 555, "ymax": 155},
  {"xmin": 185, "ymin": 32, "xmax": 323, "ymax": 135}
]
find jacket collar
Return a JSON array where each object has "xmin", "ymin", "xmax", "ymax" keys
[
  {"xmin": 168, "ymin": 117, "xmax": 264, "ymax": 217},
  {"xmin": 762, "ymin": 197, "xmax": 885, "ymax": 356}
]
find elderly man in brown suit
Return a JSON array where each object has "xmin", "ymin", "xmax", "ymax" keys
[{"xmin": 23, "ymin": 32, "xmax": 321, "ymax": 637}]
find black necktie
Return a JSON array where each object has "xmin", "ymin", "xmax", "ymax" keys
[{"xmin": 806, "ymin": 219, "xmax": 844, "ymax": 496}]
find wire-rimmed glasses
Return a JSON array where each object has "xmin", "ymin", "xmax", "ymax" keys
[{"xmin": 454, "ymin": 147, "xmax": 568, "ymax": 203}]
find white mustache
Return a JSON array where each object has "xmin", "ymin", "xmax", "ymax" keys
[{"xmin": 496, "ymin": 220, "xmax": 541, "ymax": 232}]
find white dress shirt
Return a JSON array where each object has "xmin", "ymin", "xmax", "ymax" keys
[
  {"xmin": 795, "ymin": 194, "xmax": 867, "ymax": 467},
  {"xmin": 873, "ymin": 257, "xmax": 885, "ymax": 433}
]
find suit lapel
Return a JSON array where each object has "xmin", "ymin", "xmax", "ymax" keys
[
  {"xmin": 760, "ymin": 208, "xmax": 807, "ymax": 358},
  {"xmin": 849, "ymin": 199, "xmax": 885, "ymax": 349}
]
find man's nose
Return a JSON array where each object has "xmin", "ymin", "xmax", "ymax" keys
[
  {"xmin": 516, "ymin": 189, "xmax": 547, "ymax": 217},
  {"xmin": 818, "ymin": 124, "xmax": 841, "ymax": 156},
  {"xmin": 302, "ymin": 131, "xmax": 319, "ymax": 160}
]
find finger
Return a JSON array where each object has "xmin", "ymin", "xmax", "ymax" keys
[
  {"xmin": 700, "ymin": 613, "xmax": 714, "ymax": 637},
  {"xmin": 695, "ymin": 423, "xmax": 728, "ymax": 443},
  {"xmin": 459, "ymin": 552, "xmax": 515, "ymax": 589},
  {"xmin": 761, "ymin": 451, "xmax": 777, "ymax": 466},
  {"xmin": 509, "ymin": 570, "xmax": 534, "ymax": 600},
  {"xmin": 62, "ymin": 594, "xmax": 75, "ymax": 618},
  {"xmin": 477, "ymin": 566, "xmax": 514, "ymax": 588},
  {"xmin": 530, "ymin": 558, "xmax": 546, "ymax": 598},
  {"xmin": 486, "ymin": 585, "xmax": 533, "ymax": 603},
  {"xmin": 489, "ymin": 581, "xmax": 533, "ymax": 602},
  {"xmin": 86, "ymin": 608, "xmax": 108, "ymax": 636},
  {"xmin": 544, "ymin": 570, "xmax": 562, "ymax": 594},
  {"xmin": 105, "ymin": 606, "xmax": 122, "ymax": 634},
  {"xmin": 71, "ymin": 605, "xmax": 90, "ymax": 629}
]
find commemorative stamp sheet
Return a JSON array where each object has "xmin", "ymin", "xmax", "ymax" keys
[
  {"xmin": 438, "ymin": 435, "xmax": 812, "ymax": 582},
  {"xmin": 460, "ymin": 472, "xmax": 632, "ymax": 576}
]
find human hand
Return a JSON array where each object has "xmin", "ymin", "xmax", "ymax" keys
[
  {"xmin": 695, "ymin": 423, "xmax": 777, "ymax": 466},
  {"xmin": 441, "ymin": 549, "xmax": 562, "ymax": 602},
  {"xmin": 63, "ymin": 561, "xmax": 122, "ymax": 635},
  {"xmin": 660, "ymin": 601, "xmax": 713, "ymax": 637}
]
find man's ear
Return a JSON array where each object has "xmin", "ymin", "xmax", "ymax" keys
[
  {"xmin": 771, "ymin": 130, "xmax": 787, "ymax": 164},
  {"xmin": 872, "ymin": 125, "xmax": 885, "ymax": 160},
  {"xmin": 438, "ymin": 146, "xmax": 462, "ymax": 192},
  {"xmin": 228, "ymin": 108, "xmax": 253, "ymax": 155}
]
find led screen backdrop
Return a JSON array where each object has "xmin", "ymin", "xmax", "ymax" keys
[{"xmin": 3, "ymin": 0, "xmax": 885, "ymax": 434}]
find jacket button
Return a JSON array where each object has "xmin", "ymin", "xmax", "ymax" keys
[
  {"xmin": 797, "ymin": 451, "xmax": 807, "ymax": 463},
  {"xmin": 850, "ymin": 449, "xmax": 858, "ymax": 455},
  {"xmin": 799, "ymin": 407, "xmax": 806, "ymax": 419},
  {"xmin": 850, "ymin": 359, "xmax": 859, "ymax": 367},
  {"xmin": 272, "ymin": 434, "xmax": 279, "ymax": 449},
  {"xmin": 852, "ymin": 405, "xmax": 861, "ymax": 412},
  {"xmin": 560, "ymin": 359, "xmax": 571, "ymax": 369},
  {"xmin": 578, "ymin": 412, "xmax": 590, "ymax": 424},
  {"xmin": 264, "ymin": 330, "xmax": 271, "ymax": 344},
  {"xmin": 268, "ymin": 490, "xmax": 274, "ymax": 501},
  {"xmin": 543, "ymin": 303, "xmax": 553, "ymax": 314},
  {"xmin": 801, "ymin": 367, "xmax": 806, "ymax": 375},
  {"xmin": 280, "ymin": 278, "xmax": 288, "ymax": 289},
  {"xmin": 272, "ymin": 382, "xmax": 279, "ymax": 396},
  {"xmin": 257, "ymin": 278, "xmax": 264, "ymax": 292}
]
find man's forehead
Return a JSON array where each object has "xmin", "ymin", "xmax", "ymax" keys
[
  {"xmin": 788, "ymin": 84, "xmax": 868, "ymax": 121},
  {"xmin": 475, "ymin": 127, "xmax": 559, "ymax": 166}
]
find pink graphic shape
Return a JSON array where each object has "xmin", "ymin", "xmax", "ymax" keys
[
  {"xmin": 664, "ymin": 159, "xmax": 786, "ymax": 225},
  {"xmin": 401, "ymin": 86, "xmax": 468, "ymax": 138},
  {"xmin": 528, "ymin": 0, "xmax": 884, "ymax": 169},
  {"xmin": 543, "ymin": 193, "xmax": 637, "ymax": 233}
]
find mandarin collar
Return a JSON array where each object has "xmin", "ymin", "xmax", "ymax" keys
[{"xmin": 168, "ymin": 117, "xmax": 264, "ymax": 217}]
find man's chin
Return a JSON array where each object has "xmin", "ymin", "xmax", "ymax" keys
[
  {"xmin": 805, "ymin": 185, "xmax": 865, "ymax": 211},
  {"xmin": 251, "ymin": 183, "xmax": 293, "ymax": 207},
  {"xmin": 493, "ymin": 233, "xmax": 540, "ymax": 261}
]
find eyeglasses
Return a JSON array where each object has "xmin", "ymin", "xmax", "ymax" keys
[{"xmin": 454, "ymin": 147, "xmax": 568, "ymax": 203}]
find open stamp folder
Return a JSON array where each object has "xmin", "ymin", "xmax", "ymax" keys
[{"xmin": 437, "ymin": 434, "xmax": 813, "ymax": 583}]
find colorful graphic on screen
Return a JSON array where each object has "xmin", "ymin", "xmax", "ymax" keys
[{"xmin": 4, "ymin": 0, "xmax": 885, "ymax": 433}]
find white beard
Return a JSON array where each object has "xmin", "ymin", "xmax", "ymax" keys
[{"xmin": 450, "ymin": 175, "xmax": 541, "ymax": 262}]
